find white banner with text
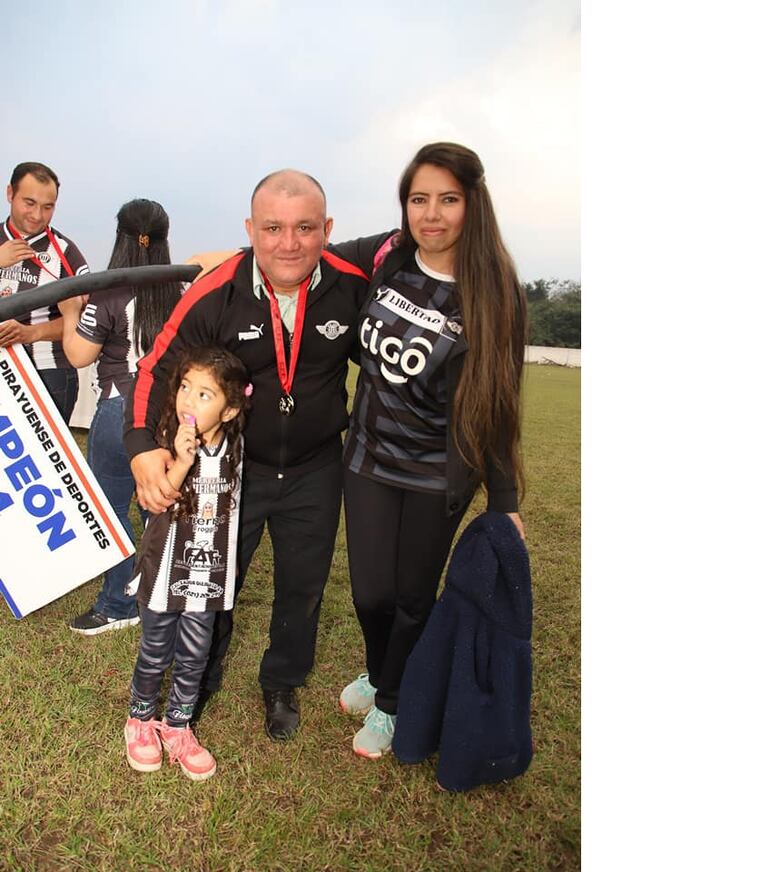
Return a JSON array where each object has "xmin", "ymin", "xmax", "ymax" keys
[{"xmin": 0, "ymin": 345, "xmax": 135, "ymax": 618}]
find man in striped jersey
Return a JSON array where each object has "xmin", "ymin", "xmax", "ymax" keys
[{"xmin": 0, "ymin": 161, "xmax": 89, "ymax": 422}]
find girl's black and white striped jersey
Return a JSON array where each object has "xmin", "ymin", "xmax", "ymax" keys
[
  {"xmin": 0, "ymin": 220, "xmax": 89, "ymax": 370},
  {"xmin": 132, "ymin": 436, "xmax": 242, "ymax": 613},
  {"xmin": 343, "ymin": 252, "xmax": 462, "ymax": 493}
]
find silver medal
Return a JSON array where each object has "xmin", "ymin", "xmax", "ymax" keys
[{"xmin": 278, "ymin": 394, "xmax": 295, "ymax": 416}]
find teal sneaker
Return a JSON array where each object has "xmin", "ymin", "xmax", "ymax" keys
[
  {"xmin": 339, "ymin": 673, "xmax": 376, "ymax": 716},
  {"xmin": 352, "ymin": 706, "xmax": 396, "ymax": 759}
]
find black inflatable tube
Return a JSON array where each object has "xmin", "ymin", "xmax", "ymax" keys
[{"xmin": 0, "ymin": 264, "xmax": 202, "ymax": 321}]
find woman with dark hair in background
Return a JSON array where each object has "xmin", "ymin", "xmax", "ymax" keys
[
  {"xmin": 59, "ymin": 198, "xmax": 182, "ymax": 635},
  {"xmin": 331, "ymin": 142, "xmax": 527, "ymax": 759}
]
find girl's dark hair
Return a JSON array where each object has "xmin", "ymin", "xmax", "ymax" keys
[
  {"xmin": 157, "ymin": 347, "xmax": 251, "ymax": 520},
  {"xmin": 108, "ymin": 199, "xmax": 182, "ymax": 355},
  {"xmin": 397, "ymin": 142, "xmax": 528, "ymax": 500}
]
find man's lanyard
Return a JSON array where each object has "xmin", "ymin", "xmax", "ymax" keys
[
  {"xmin": 260, "ymin": 269, "xmax": 312, "ymax": 416},
  {"xmin": 7, "ymin": 220, "xmax": 75, "ymax": 279}
]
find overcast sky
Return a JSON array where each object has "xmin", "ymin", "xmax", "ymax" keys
[{"xmin": 2, "ymin": 0, "xmax": 579, "ymax": 281}]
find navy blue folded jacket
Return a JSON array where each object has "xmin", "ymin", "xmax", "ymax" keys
[{"xmin": 392, "ymin": 511, "xmax": 533, "ymax": 792}]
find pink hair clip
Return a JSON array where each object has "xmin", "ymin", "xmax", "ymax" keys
[{"xmin": 244, "ymin": 383, "xmax": 253, "ymax": 397}]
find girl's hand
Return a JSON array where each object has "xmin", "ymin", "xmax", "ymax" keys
[
  {"xmin": 174, "ymin": 419, "xmax": 198, "ymax": 467},
  {"xmin": 508, "ymin": 511, "xmax": 526, "ymax": 541}
]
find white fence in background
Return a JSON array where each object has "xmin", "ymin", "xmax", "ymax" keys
[{"xmin": 525, "ymin": 345, "xmax": 581, "ymax": 368}]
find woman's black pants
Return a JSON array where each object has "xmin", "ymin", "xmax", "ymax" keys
[{"xmin": 343, "ymin": 469, "xmax": 466, "ymax": 715}]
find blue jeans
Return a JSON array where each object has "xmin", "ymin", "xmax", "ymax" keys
[
  {"xmin": 38, "ymin": 366, "xmax": 79, "ymax": 424},
  {"xmin": 88, "ymin": 395, "xmax": 142, "ymax": 619}
]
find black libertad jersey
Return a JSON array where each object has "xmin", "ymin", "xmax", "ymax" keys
[
  {"xmin": 1, "ymin": 219, "xmax": 89, "ymax": 369},
  {"xmin": 344, "ymin": 253, "xmax": 462, "ymax": 493},
  {"xmin": 132, "ymin": 437, "xmax": 241, "ymax": 613}
]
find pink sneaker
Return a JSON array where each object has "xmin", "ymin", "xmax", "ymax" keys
[
  {"xmin": 160, "ymin": 722, "xmax": 217, "ymax": 781},
  {"xmin": 124, "ymin": 717, "xmax": 162, "ymax": 772}
]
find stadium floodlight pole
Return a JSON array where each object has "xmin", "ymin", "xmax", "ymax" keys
[{"xmin": 0, "ymin": 264, "xmax": 202, "ymax": 322}]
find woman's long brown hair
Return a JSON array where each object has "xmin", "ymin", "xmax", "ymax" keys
[{"xmin": 397, "ymin": 142, "xmax": 527, "ymax": 500}]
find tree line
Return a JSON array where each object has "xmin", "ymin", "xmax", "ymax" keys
[{"xmin": 523, "ymin": 279, "xmax": 581, "ymax": 349}]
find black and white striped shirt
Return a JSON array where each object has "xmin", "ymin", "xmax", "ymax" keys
[
  {"xmin": 133, "ymin": 436, "xmax": 242, "ymax": 613},
  {"xmin": 76, "ymin": 286, "xmax": 143, "ymax": 401},
  {"xmin": 0, "ymin": 219, "xmax": 89, "ymax": 370}
]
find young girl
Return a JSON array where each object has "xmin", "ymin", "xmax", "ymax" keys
[{"xmin": 123, "ymin": 346, "xmax": 251, "ymax": 780}]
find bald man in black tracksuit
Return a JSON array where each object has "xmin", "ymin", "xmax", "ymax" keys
[{"xmin": 125, "ymin": 172, "xmax": 381, "ymax": 740}]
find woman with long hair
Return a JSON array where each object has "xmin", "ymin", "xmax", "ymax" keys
[
  {"xmin": 332, "ymin": 142, "xmax": 527, "ymax": 759},
  {"xmin": 59, "ymin": 198, "xmax": 182, "ymax": 635}
]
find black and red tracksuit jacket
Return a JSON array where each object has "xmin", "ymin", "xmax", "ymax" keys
[{"xmin": 123, "ymin": 249, "xmax": 371, "ymax": 475}]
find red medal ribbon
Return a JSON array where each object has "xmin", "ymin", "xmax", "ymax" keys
[
  {"xmin": 7, "ymin": 221, "xmax": 75, "ymax": 279},
  {"xmin": 260, "ymin": 269, "xmax": 312, "ymax": 401}
]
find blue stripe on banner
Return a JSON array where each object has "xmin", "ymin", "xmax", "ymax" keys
[{"xmin": 0, "ymin": 578, "xmax": 22, "ymax": 619}]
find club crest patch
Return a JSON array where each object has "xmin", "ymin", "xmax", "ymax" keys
[{"xmin": 315, "ymin": 320, "xmax": 349, "ymax": 340}]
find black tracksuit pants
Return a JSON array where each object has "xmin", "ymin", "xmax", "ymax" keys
[
  {"xmin": 199, "ymin": 457, "xmax": 343, "ymax": 698},
  {"xmin": 343, "ymin": 468, "xmax": 467, "ymax": 716},
  {"xmin": 130, "ymin": 606, "xmax": 217, "ymax": 727}
]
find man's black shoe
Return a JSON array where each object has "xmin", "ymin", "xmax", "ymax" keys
[{"xmin": 263, "ymin": 688, "xmax": 300, "ymax": 741}]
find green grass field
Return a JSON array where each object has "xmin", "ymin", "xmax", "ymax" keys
[{"xmin": 0, "ymin": 364, "xmax": 580, "ymax": 872}]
